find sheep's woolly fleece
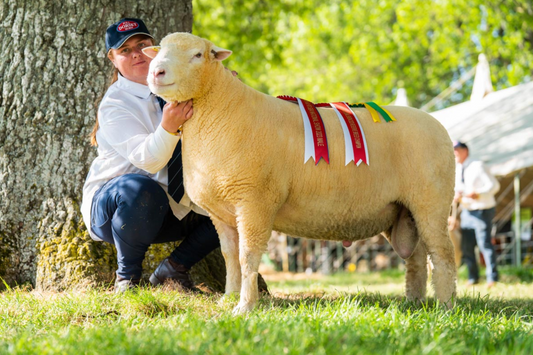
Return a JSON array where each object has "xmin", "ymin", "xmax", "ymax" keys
[{"xmin": 147, "ymin": 32, "xmax": 457, "ymax": 314}]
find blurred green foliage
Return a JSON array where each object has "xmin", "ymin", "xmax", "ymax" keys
[{"xmin": 192, "ymin": 0, "xmax": 532, "ymax": 109}]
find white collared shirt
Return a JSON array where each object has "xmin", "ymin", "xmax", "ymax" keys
[
  {"xmin": 81, "ymin": 74, "xmax": 206, "ymax": 241},
  {"xmin": 455, "ymin": 157, "xmax": 500, "ymax": 211}
]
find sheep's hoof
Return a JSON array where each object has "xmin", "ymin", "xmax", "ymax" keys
[
  {"xmin": 218, "ymin": 292, "xmax": 239, "ymax": 306},
  {"xmin": 442, "ymin": 297, "xmax": 455, "ymax": 310},
  {"xmin": 405, "ymin": 294, "xmax": 426, "ymax": 303},
  {"xmin": 435, "ymin": 292, "xmax": 456, "ymax": 310},
  {"xmin": 232, "ymin": 301, "xmax": 255, "ymax": 315}
]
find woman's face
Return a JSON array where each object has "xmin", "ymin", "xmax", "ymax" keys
[{"xmin": 109, "ymin": 35, "xmax": 154, "ymax": 85}]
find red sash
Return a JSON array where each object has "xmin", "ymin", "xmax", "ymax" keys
[
  {"xmin": 330, "ymin": 102, "xmax": 368, "ymax": 166},
  {"xmin": 278, "ymin": 95, "xmax": 329, "ymax": 165}
]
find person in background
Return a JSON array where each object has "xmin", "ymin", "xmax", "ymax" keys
[
  {"xmin": 453, "ymin": 141, "xmax": 500, "ymax": 287},
  {"xmin": 81, "ymin": 18, "xmax": 221, "ymax": 292}
]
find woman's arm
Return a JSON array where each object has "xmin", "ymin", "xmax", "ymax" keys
[{"xmin": 98, "ymin": 100, "xmax": 193, "ymax": 174}]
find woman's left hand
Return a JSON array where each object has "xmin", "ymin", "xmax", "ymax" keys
[
  {"xmin": 225, "ymin": 67, "xmax": 239, "ymax": 77},
  {"xmin": 161, "ymin": 100, "xmax": 193, "ymax": 134}
]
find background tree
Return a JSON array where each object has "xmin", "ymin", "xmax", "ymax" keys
[
  {"xmin": 0, "ymin": 0, "xmax": 252, "ymax": 292},
  {"xmin": 193, "ymin": 0, "xmax": 533, "ymax": 109}
]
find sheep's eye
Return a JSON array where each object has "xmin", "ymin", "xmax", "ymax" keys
[{"xmin": 195, "ymin": 52, "xmax": 202, "ymax": 58}]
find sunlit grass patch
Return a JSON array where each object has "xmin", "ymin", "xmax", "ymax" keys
[{"xmin": 1, "ymin": 269, "xmax": 533, "ymax": 354}]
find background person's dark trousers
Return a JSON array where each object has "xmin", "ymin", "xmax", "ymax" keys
[{"xmin": 460, "ymin": 207, "xmax": 498, "ymax": 284}]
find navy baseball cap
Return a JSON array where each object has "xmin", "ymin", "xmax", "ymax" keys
[
  {"xmin": 453, "ymin": 141, "xmax": 468, "ymax": 149},
  {"xmin": 105, "ymin": 18, "xmax": 153, "ymax": 52}
]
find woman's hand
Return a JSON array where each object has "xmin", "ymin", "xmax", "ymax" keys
[
  {"xmin": 225, "ymin": 67, "xmax": 239, "ymax": 78},
  {"xmin": 161, "ymin": 100, "xmax": 193, "ymax": 134}
]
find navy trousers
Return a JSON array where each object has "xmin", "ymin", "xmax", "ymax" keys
[
  {"xmin": 90, "ymin": 174, "xmax": 220, "ymax": 280},
  {"xmin": 460, "ymin": 207, "xmax": 498, "ymax": 283}
]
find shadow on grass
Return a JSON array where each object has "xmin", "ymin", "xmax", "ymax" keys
[
  {"xmin": 3, "ymin": 267, "xmax": 533, "ymax": 322},
  {"xmin": 261, "ymin": 290, "xmax": 533, "ymax": 320}
]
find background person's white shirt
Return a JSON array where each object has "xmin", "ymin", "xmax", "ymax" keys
[
  {"xmin": 455, "ymin": 157, "xmax": 500, "ymax": 211},
  {"xmin": 81, "ymin": 74, "xmax": 206, "ymax": 241}
]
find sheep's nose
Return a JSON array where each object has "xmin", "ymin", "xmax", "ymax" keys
[{"xmin": 155, "ymin": 69, "xmax": 166, "ymax": 78}]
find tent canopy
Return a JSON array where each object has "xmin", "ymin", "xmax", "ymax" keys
[{"xmin": 430, "ymin": 81, "xmax": 533, "ymax": 177}]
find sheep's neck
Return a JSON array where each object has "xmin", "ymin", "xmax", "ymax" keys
[{"xmin": 191, "ymin": 67, "xmax": 262, "ymax": 135}]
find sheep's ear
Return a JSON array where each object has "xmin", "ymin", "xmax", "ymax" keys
[
  {"xmin": 210, "ymin": 45, "xmax": 232, "ymax": 61},
  {"xmin": 142, "ymin": 46, "xmax": 161, "ymax": 59}
]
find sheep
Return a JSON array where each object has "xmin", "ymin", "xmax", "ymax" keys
[{"xmin": 144, "ymin": 32, "xmax": 457, "ymax": 314}]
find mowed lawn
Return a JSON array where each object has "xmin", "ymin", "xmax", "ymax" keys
[{"xmin": 1, "ymin": 267, "xmax": 533, "ymax": 354}]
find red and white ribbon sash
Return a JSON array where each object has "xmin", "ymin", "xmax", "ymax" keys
[
  {"xmin": 296, "ymin": 98, "xmax": 329, "ymax": 165},
  {"xmin": 330, "ymin": 102, "xmax": 369, "ymax": 166}
]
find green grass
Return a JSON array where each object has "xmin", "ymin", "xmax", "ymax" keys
[{"xmin": 1, "ymin": 268, "xmax": 533, "ymax": 354}]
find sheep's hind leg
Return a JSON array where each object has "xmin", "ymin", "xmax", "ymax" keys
[
  {"xmin": 211, "ymin": 218, "xmax": 241, "ymax": 296},
  {"xmin": 404, "ymin": 240, "xmax": 428, "ymax": 301},
  {"xmin": 383, "ymin": 229, "xmax": 427, "ymax": 302},
  {"xmin": 413, "ymin": 208, "xmax": 457, "ymax": 308},
  {"xmin": 233, "ymin": 208, "xmax": 273, "ymax": 315}
]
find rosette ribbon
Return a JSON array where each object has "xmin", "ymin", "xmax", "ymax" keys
[
  {"xmin": 330, "ymin": 102, "xmax": 369, "ymax": 166},
  {"xmin": 297, "ymin": 98, "xmax": 329, "ymax": 165}
]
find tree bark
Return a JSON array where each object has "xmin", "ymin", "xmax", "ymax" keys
[{"xmin": 0, "ymin": 0, "xmax": 263, "ymax": 293}]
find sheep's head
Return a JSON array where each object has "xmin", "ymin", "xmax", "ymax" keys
[{"xmin": 144, "ymin": 32, "xmax": 231, "ymax": 102}]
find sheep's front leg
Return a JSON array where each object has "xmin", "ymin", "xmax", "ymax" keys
[
  {"xmin": 211, "ymin": 218, "xmax": 241, "ymax": 295},
  {"xmin": 233, "ymin": 208, "xmax": 273, "ymax": 315}
]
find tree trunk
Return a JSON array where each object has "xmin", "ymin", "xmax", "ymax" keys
[{"xmin": 0, "ymin": 0, "xmax": 268, "ymax": 294}]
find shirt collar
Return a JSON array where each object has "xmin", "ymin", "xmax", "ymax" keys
[
  {"xmin": 462, "ymin": 157, "xmax": 473, "ymax": 168},
  {"xmin": 116, "ymin": 74, "xmax": 152, "ymax": 99}
]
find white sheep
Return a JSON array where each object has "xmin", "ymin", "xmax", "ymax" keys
[{"xmin": 144, "ymin": 33, "xmax": 457, "ymax": 314}]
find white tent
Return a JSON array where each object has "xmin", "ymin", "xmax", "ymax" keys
[
  {"xmin": 429, "ymin": 60, "xmax": 533, "ymax": 266},
  {"xmin": 392, "ymin": 88, "xmax": 410, "ymax": 107},
  {"xmin": 430, "ymin": 80, "xmax": 533, "ymax": 177}
]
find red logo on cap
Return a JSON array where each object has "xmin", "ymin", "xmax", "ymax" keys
[{"xmin": 118, "ymin": 21, "xmax": 139, "ymax": 32}]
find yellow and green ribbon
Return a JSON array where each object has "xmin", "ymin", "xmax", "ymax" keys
[{"xmin": 349, "ymin": 102, "xmax": 396, "ymax": 123}]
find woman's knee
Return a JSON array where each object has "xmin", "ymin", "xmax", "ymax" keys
[{"xmin": 116, "ymin": 174, "xmax": 168, "ymax": 208}]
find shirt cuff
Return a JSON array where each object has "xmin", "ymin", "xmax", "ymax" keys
[{"xmin": 147, "ymin": 125, "xmax": 180, "ymax": 162}]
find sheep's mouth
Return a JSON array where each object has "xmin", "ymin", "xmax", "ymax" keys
[
  {"xmin": 152, "ymin": 82, "xmax": 176, "ymax": 88},
  {"xmin": 149, "ymin": 82, "xmax": 177, "ymax": 95},
  {"xmin": 148, "ymin": 81, "xmax": 178, "ymax": 97}
]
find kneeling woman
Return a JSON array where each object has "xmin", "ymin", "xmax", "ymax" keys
[{"xmin": 81, "ymin": 18, "xmax": 220, "ymax": 292}]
